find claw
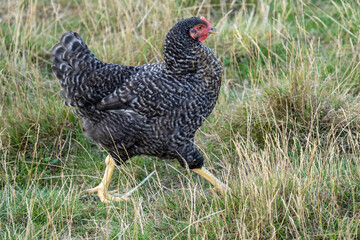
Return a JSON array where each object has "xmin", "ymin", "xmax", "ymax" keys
[
  {"xmin": 86, "ymin": 155, "xmax": 131, "ymax": 203},
  {"xmin": 108, "ymin": 189, "xmax": 119, "ymax": 194},
  {"xmin": 87, "ymin": 155, "xmax": 154, "ymax": 203},
  {"xmin": 87, "ymin": 183, "xmax": 130, "ymax": 203}
]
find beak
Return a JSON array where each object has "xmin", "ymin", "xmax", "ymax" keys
[{"xmin": 208, "ymin": 27, "xmax": 217, "ymax": 34}]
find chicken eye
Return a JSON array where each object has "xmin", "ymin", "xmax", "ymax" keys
[{"xmin": 198, "ymin": 26, "xmax": 203, "ymax": 30}]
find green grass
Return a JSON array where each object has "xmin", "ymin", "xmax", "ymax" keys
[{"xmin": 1, "ymin": 0, "xmax": 360, "ymax": 239}]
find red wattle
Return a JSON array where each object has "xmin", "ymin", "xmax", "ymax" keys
[{"xmin": 198, "ymin": 34, "xmax": 208, "ymax": 42}]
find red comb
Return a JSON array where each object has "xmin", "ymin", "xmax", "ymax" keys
[{"xmin": 200, "ymin": 16, "xmax": 213, "ymax": 27}]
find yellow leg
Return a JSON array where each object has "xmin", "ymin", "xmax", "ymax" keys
[
  {"xmin": 192, "ymin": 168, "xmax": 229, "ymax": 194},
  {"xmin": 87, "ymin": 155, "xmax": 130, "ymax": 203}
]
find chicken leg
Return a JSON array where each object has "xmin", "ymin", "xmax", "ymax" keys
[
  {"xmin": 87, "ymin": 155, "xmax": 131, "ymax": 203},
  {"xmin": 193, "ymin": 168, "xmax": 229, "ymax": 194}
]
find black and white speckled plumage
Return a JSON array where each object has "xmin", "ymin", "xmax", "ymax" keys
[{"xmin": 51, "ymin": 17, "xmax": 223, "ymax": 169}]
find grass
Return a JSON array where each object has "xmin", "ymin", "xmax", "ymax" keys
[{"xmin": 1, "ymin": 0, "xmax": 360, "ymax": 239}]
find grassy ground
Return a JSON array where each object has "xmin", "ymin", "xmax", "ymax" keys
[{"xmin": 1, "ymin": 0, "xmax": 360, "ymax": 239}]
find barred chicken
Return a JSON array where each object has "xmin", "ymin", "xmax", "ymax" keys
[{"xmin": 51, "ymin": 17, "xmax": 228, "ymax": 202}]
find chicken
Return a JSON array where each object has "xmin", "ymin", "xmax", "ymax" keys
[{"xmin": 51, "ymin": 17, "xmax": 229, "ymax": 202}]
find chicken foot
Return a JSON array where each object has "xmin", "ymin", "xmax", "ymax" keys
[
  {"xmin": 87, "ymin": 155, "xmax": 131, "ymax": 203},
  {"xmin": 192, "ymin": 168, "xmax": 229, "ymax": 194}
]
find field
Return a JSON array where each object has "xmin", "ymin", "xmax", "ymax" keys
[{"xmin": 1, "ymin": 0, "xmax": 360, "ymax": 239}]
